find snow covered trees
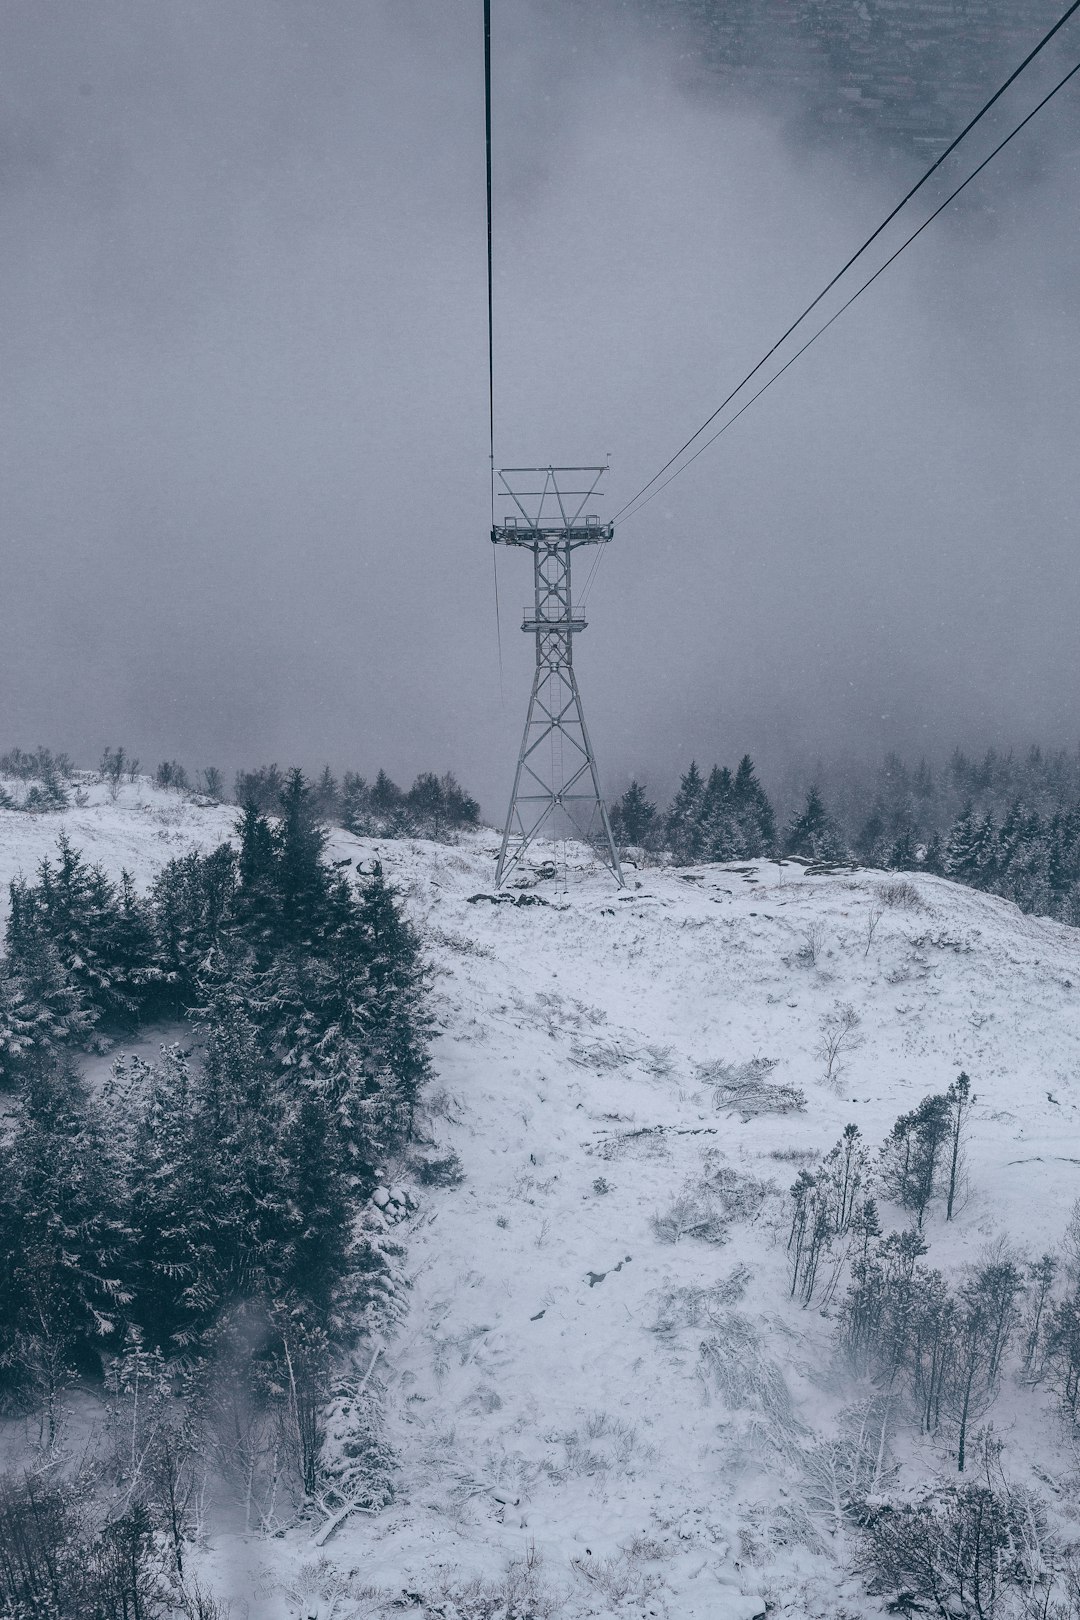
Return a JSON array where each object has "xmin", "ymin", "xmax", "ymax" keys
[
  {"xmin": 609, "ymin": 781, "xmax": 658, "ymax": 849},
  {"xmin": 634, "ymin": 754, "xmax": 779, "ymax": 866},
  {"xmin": 784, "ymin": 785, "xmax": 848, "ymax": 863},
  {"xmin": 0, "ymin": 776, "xmax": 431, "ymax": 1534}
]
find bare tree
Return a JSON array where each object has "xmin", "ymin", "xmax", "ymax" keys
[{"xmin": 816, "ymin": 1003, "xmax": 862, "ymax": 1085}]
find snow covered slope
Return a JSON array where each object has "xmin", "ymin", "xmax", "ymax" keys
[{"xmin": 4, "ymin": 793, "xmax": 1080, "ymax": 1617}]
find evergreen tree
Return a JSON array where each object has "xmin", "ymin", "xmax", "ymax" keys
[
  {"xmin": 105, "ymin": 871, "xmax": 160, "ymax": 1022},
  {"xmin": 0, "ymin": 1060, "xmax": 129, "ymax": 1419},
  {"xmin": 889, "ymin": 824, "xmax": 919, "ymax": 871},
  {"xmin": 784, "ymin": 786, "xmax": 848, "ymax": 862},
  {"xmin": 116, "ymin": 1047, "xmax": 204, "ymax": 1350},
  {"xmin": 276, "ymin": 768, "xmax": 331, "ymax": 950},
  {"xmin": 438, "ymin": 771, "xmax": 480, "ymax": 832},
  {"xmin": 610, "ymin": 780, "xmax": 657, "ymax": 847},
  {"xmin": 152, "ymin": 843, "xmax": 237, "ymax": 1010},
  {"xmin": 311, "ymin": 766, "xmax": 340, "ymax": 822},
  {"xmin": 731, "ymin": 755, "xmax": 776, "ymax": 856},
  {"xmin": 666, "ymin": 762, "xmax": 705, "ymax": 865},
  {"xmin": 281, "ymin": 1092, "xmax": 352, "ymax": 1320},
  {"xmin": 348, "ymin": 863, "xmax": 430, "ymax": 1142},
  {"xmin": 700, "ymin": 766, "xmax": 737, "ymax": 862},
  {"xmin": 341, "ymin": 773, "xmax": 372, "ymax": 835},
  {"xmin": 407, "ymin": 772, "xmax": 448, "ymax": 839},
  {"xmin": 369, "ymin": 770, "xmax": 405, "ymax": 825},
  {"xmin": 946, "ymin": 802, "xmax": 985, "ymax": 883},
  {"xmin": 3, "ymin": 881, "xmax": 97, "ymax": 1073},
  {"xmin": 233, "ymin": 802, "xmax": 282, "ymax": 960},
  {"xmin": 30, "ymin": 835, "xmax": 129, "ymax": 1022},
  {"xmin": 923, "ymin": 831, "xmax": 946, "ymax": 875},
  {"xmin": 855, "ymin": 804, "xmax": 889, "ymax": 868}
]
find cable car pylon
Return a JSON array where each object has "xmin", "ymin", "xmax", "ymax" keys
[{"xmin": 491, "ymin": 465, "xmax": 623, "ymax": 889}]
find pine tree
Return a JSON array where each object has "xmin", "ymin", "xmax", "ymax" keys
[
  {"xmin": 369, "ymin": 770, "xmax": 405, "ymax": 828},
  {"xmin": 731, "ymin": 755, "xmax": 776, "ymax": 856},
  {"xmin": 341, "ymin": 773, "xmax": 372, "ymax": 836},
  {"xmin": 3, "ymin": 881, "xmax": 97, "ymax": 1072},
  {"xmin": 348, "ymin": 863, "xmax": 431, "ymax": 1144},
  {"xmin": 311, "ymin": 766, "xmax": 340, "ymax": 822},
  {"xmin": 30, "ymin": 835, "xmax": 126, "ymax": 1022},
  {"xmin": 2, "ymin": 1059, "xmax": 130, "ymax": 1425},
  {"xmin": 700, "ymin": 766, "xmax": 737, "ymax": 862},
  {"xmin": 889, "ymin": 825, "xmax": 918, "ymax": 871},
  {"xmin": 855, "ymin": 804, "xmax": 889, "ymax": 868},
  {"xmin": 281, "ymin": 1092, "xmax": 352, "ymax": 1319},
  {"xmin": 666, "ymin": 762, "xmax": 705, "ymax": 865},
  {"xmin": 439, "ymin": 772, "xmax": 480, "ymax": 832},
  {"xmin": 276, "ymin": 769, "xmax": 331, "ymax": 950},
  {"xmin": 105, "ymin": 871, "xmax": 160, "ymax": 1023},
  {"xmin": 407, "ymin": 772, "xmax": 447, "ymax": 839},
  {"xmin": 117, "ymin": 1046, "xmax": 206, "ymax": 1350},
  {"xmin": 784, "ymin": 786, "xmax": 848, "ymax": 862},
  {"xmin": 945, "ymin": 802, "xmax": 983, "ymax": 883},
  {"xmin": 152, "ymin": 843, "xmax": 237, "ymax": 1010},
  {"xmin": 233, "ymin": 802, "xmax": 283, "ymax": 960},
  {"xmin": 610, "ymin": 781, "xmax": 657, "ymax": 847},
  {"xmin": 922, "ymin": 831, "xmax": 946, "ymax": 875}
]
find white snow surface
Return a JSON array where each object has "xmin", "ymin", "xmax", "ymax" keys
[{"xmin": 3, "ymin": 787, "xmax": 1080, "ymax": 1617}]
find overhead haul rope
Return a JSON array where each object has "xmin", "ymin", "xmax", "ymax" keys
[
  {"xmin": 485, "ymin": 0, "xmax": 505, "ymax": 699},
  {"xmin": 612, "ymin": 53, "xmax": 1080, "ymax": 530},
  {"xmin": 611, "ymin": 0, "xmax": 1080, "ymax": 526}
]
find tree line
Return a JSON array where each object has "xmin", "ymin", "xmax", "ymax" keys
[
  {"xmin": 1, "ymin": 745, "xmax": 481, "ymax": 844},
  {"xmin": 608, "ymin": 747, "xmax": 1080, "ymax": 925},
  {"xmin": 0, "ymin": 768, "xmax": 431, "ymax": 1613}
]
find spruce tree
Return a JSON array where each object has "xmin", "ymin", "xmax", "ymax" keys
[
  {"xmin": 341, "ymin": 773, "xmax": 372, "ymax": 836},
  {"xmin": 700, "ymin": 766, "xmax": 736, "ymax": 862},
  {"xmin": 945, "ymin": 802, "xmax": 982, "ymax": 882},
  {"xmin": 610, "ymin": 780, "xmax": 657, "ymax": 847},
  {"xmin": 3, "ymin": 881, "xmax": 97, "ymax": 1072},
  {"xmin": 369, "ymin": 770, "xmax": 405, "ymax": 828},
  {"xmin": 731, "ymin": 755, "xmax": 776, "ymax": 857},
  {"xmin": 276, "ymin": 769, "xmax": 331, "ymax": 951},
  {"xmin": 407, "ymin": 772, "xmax": 447, "ymax": 840},
  {"xmin": 349, "ymin": 863, "xmax": 430, "ymax": 1143},
  {"xmin": 152, "ymin": 843, "xmax": 237, "ymax": 1010},
  {"xmin": 666, "ymin": 762, "xmax": 705, "ymax": 865},
  {"xmin": 3, "ymin": 1059, "xmax": 129, "ymax": 1419},
  {"xmin": 784, "ymin": 786, "xmax": 848, "ymax": 862}
]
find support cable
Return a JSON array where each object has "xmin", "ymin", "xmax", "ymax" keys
[
  {"xmin": 485, "ymin": 0, "xmax": 505, "ymax": 696},
  {"xmin": 613, "ymin": 0, "xmax": 1080, "ymax": 524},
  {"xmin": 615, "ymin": 54, "xmax": 1080, "ymax": 529}
]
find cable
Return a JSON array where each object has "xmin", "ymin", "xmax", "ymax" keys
[
  {"xmin": 615, "ymin": 55, "xmax": 1080, "ymax": 528},
  {"xmin": 612, "ymin": 0, "xmax": 1080, "ymax": 524},
  {"xmin": 485, "ymin": 0, "xmax": 504, "ymax": 698},
  {"xmin": 484, "ymin": 0, "xmax": 496, "ymax": 527}
]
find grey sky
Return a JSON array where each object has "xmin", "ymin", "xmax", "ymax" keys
[{"xmin": 3, "ymin": 0, "xmax": 1080, "ymax": 813}]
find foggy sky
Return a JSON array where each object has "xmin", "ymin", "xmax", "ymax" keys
[{"xmin": 3, "ymin": 0, "xmax": 1080, "ymax": 816}]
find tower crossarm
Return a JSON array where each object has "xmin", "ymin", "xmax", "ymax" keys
[{"xmin": 491, "ymin": 522, "xmax": 614, "ymax": 548}]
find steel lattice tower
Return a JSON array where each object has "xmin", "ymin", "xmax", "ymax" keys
[{"xmin": 492, "ymin": 466, "xmax": 623, "ymax": 889}]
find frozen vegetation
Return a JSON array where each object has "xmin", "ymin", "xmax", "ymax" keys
[{"xmin": 2, "ymin": 772, "xmax": 1080, "ymax": 1616}]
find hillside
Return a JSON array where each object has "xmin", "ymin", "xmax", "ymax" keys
[{"xmin": 3, "ymin": 791, "xmax": 1080, "ymax": 1617}]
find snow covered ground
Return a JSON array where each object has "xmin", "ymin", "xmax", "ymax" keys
[{"xmin": 3, "ymin": 788, "xmax": 1080, "ymax": 1617}]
